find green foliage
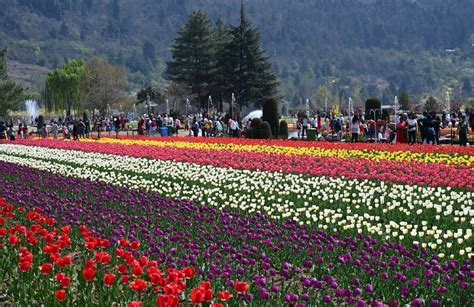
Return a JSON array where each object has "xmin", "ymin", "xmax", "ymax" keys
[
  {"xmin": 262, "ymin": 97, "xmax": 279, "ymax": 136},
  {"xmin": 247, "ymin": 118, "xmax": 272, "ymax": 139},
  {"xmin": 80, "ymin": 58, "xmax": 127, "ymax": 115},
  {"xmin": 5, "ymin": 0, "xmax": 474, "ymax": 101},
  {"xmin": 247, "ymin": 118, "xmax": 262, "ymax": 139},
  {"xmin": 137, "ymin": 86, "xmax": 162, "ymax": 105},
  {"xmin": 462, "ymin": 78, "xmax": 472, "ymax": 96},
  {"xmin": 0, "ymin": 48, "xmax": 28, "ymax": 117},
  {"xmin": 365, "ymin": 97, "xmax": 382, "ymax": 120},
  {"xmin": 425, "ymin": 96, "xmax": 441, "ymax": 113},
  {"xmin": 44, "ymin": 59, "xmax": 85, "ymax": 116},
  {"xmin": 259, "ymin": 121, "xmax": 272, "ymax": 139},
  {"xmin": 279, "ymin": 120, "xmax": 289, "ymax": 138},
  {"xmin": 250, "ymin": 118, "xmax": 262, "ymax": 129},
  {"xmin": 219, "ymin": 3, "xmax": 278, "ymax": 108},
  {"xmin": 167, "ymin": 11, "xmax": 214, "ymax": 109},
  {"xmin": 399, "ymin": 92, "xmax": 410, "ymax": 111}
]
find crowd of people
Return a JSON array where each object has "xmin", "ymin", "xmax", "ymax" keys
[
  {"xmin": 294, "ymin": 109, "xmax": 473, "ymax": 146},
  {"xmin": 136, "ymin": 113, "xmax": 241, "ymax": 138},
  {"xmin": 1, "ymin": 109, "xmax": 472, "ymax": 146}
]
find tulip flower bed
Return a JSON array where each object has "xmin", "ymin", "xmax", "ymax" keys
[
  {"xmin": 1, "ymin": 137, "xmax": 473, "ymax": 305},
  {"xmin": 0, "ymin": 143, "xmax": 474, "ymax": 257},
  {"xmin": 85, "ymin": 137, "xmax": 474, "ymax": 166},
  {"xmin": 0, "ymin": 196, "xmax": 241, "ymax": 306},
  {"xmin": 1, "ymin": 162, "xmax": 473, "ymax": 306},
  {"xmin": 0, "ymin": 143, "xmax": 472, "ymax": 259},
  {"xmin": 8, "ymin": 139, "xmax": 474, "ymax": 189}
]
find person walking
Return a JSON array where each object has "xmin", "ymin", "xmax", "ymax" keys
[
  {"xmin": 350, "ymin": 115, "xmax": 361, "ymax": 143},
  {"xmin": 396, "ymin": 117, "xmax": 408, "ymax": 144},
  {"xmin": 302, "ymin": 117, "xmax": 308, "ymax": 138},
  {"xmin": 407, "ymin": 113, "xmax": 417, "ymax": 144},
  {"xmin": 458, "ymin": 115, "xmax": 468, "ymax": 146},
  {"xmin": 51, "ymin": 121, "xmax": 59, "ymax": 140},
  {"xmin": 175, "ymin": 117, "xmax": 181, "ymax": 136},
  {"xmin": 18, "ymin": 123, "xmax": 24, "ymax": 139}
]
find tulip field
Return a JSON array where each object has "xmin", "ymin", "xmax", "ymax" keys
[{"xmin": 0, "ymin": 137, "xmax": 473, "ymax": 306}]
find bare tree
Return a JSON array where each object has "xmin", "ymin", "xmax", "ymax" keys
[{"xmin": 80, "ymin": 58, "xmax": 127, "ymax": 116}]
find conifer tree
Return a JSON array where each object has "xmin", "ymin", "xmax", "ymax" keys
[
  {"xmin": 221, "ymin": 1, "xmax": 278, "ymax": 110},
  {"xmin": 166, "ymin": 11, "xmax": 214, "ymax": 109},
  {"xmin": 0, "ymin": 48, "xmax": 28, "ymax": 118}
]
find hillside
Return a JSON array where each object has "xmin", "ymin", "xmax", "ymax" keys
[{"xmin": 1, "ymin": 0, "xmax": 474, "ymax": 108}]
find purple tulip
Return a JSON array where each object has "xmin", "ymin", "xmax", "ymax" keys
[
  {"xmin": 411, "ymin": 298, "xmax": 423, "ymax": 307},
  {"xmin": 400, "ymin": 287, "xmax": 409, "ymax": 297},
  {"xmin": 365, "ymin": 284, "xmax": 374, "ymax": 293},
  {"xmin": 322, "ymin": 295, "xmax": 332, "ymax": 304}
]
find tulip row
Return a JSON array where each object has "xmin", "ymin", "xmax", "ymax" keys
[
  {"xmin": 0, "ymin": 197, "xmax": 244, "ymax": 306},
  {"xmin": 80, "ymin": 138, "xmax": 474, "ymax": 166},
  {"xmin": 1, "ymin": 162, "xmax": 472, "ymax": 305},
  {"xmin": 88, "ymin": 135, "xmax": 474, "ymax": 155},
  {"xmin": 7, "ymin": 139, "xmax": 474, "ymax": 189},
  {"xmin": 0, "ymin": 144, "xmax": 472, "ymax": 259}
]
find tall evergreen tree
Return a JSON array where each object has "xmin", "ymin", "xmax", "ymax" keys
[
  {"xmin": 221, "ymin": 1, "xmax": 278, "ymax": 112},
  {"xmin": 167, "ymin": 11, "xmax": 214, "ymax": 109},
  {"xmin": 211, "ymin": 18, "xmax": 232, "ymax": 112},
  {"xmin": 0, "ymin": 48, "xmax": 28, "ymax": 118}
]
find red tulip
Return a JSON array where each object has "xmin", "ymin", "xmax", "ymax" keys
[
  {"xmin": 234, "ymin": 281, "xmax": 249, "ymax": 293},
  {"xmin": 0, "ymin": 227, "xmax": 7, "ymax": 236},
  {"xmin": 132, "ymin": 265, "xmax": 143, "ymax": 277},
  {"xmin": 84, "ymin": 259, "xmax": 95, "ymax": 268},
  {"xmin": 211, "ymin": 304, "xmax": 224, "ymax": 307},
  {"xmin": 130, "ymin": 241, "xmax": 140, "ymax": 250},
  {"xmin": 156, "ymin": 294, "xmax": 178, "ymax": 307},
  {"xmin": 190, "ymin": 288, "xmax": 205, "ymax": 304},
  {"xmin": 59, "ymin": 276, "xmax": 71, "ymax": 288},
  {"xmin": 104, "ymin": 273, "xmax": 116, "ymax": 286},
  {"xmin": 55, "ymin": 289, "xmax": 66, "ymax": 302},
  {"xmin": 121, "ymin": 275, "xmax": 131, "ymax": 284},
  {"xmin": 127, "ymin": 301, "xmax": 142, "ymax": 307},
  {"xmin": 39, "ymin": 262, "xmax": 53, "ymax": 274},
  {"xmin": 219, "ymin": 290, "xmax": 233, "ymax": 301},
  {"xmin": 138, "ymin": 256, "xmax": 148, "ymax": 267},
  {"xmin": 117, "ymin": 264, "xmax": 128, "ymax": 274},
  {"xmin": 8, "ymin": 235, "xmax": 19, "ymax": 245},
  {"xmin": 82, "ymin": 267, "xmax": 96, "ymax": 282},
  {"xmin": 130, "ymin": 279, "xmax": 147, "ymax": 292},
  {"xmin": 182, "ymin": 267, "xmax": 195, "ymax": 279},
  {"xmin": 19, "ymin": 260, "xmax": 32, "ymax": 272},
  {"xmin": 55, "ymin": 273, "xmax": 65, "ymax": 282},
  {"xmin": 118, "ymin": 238, "xmax": 129, "ymax": 247}
]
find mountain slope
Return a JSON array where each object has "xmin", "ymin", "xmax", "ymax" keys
[{"xmin": 1, "ymin": 0, "xmax": 474, "ymax": 107}]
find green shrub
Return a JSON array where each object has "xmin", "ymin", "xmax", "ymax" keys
[
  {"xmin": 259, "ymin": 121, "xmax": 272, "ymax": 139},
  {"xmin": 279, "ymin": 120, "xmax": 288, "ymax": 138},
  {"xmin": 365, "ymin": 97, "xmax": 382, "ymax": 120},
  {"xmin": 247, "ymin": 118, "xmax": 262, "ymax": 138},
  {"xmin": 262, "ymin": 97, "xmax": 279, "ymax": 136},
  {"xmin": 250, "ymin": 118, "xmax": 262, "ymax": 128}
]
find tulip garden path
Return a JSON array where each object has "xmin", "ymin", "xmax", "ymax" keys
[{"xmin": 0, "ymin": 136, "xmax": 473, "ymax": 306}]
